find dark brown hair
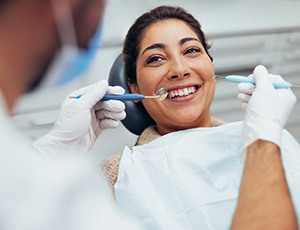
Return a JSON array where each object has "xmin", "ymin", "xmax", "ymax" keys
[{"xmin": 123, "ymin": 5, "xmax": 213, "ymax": 84}]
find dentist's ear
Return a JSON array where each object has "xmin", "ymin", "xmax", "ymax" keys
[{"xmin": 68, "ymin": 0, "xmax": 106, "ymax": 47}]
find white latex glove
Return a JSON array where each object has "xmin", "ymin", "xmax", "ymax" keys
[
  {"xmin": 33, "ymin": 80, "xmax": 126, "ymax": 156},
  {"xmin": 240, "ymin": 65, "xmax": 297, "ymax": 163},
  {"xmin": 237, "ymin": 73, "xmax": 283, "ymax": 110}
]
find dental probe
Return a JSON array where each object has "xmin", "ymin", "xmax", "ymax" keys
[
  {"xmin": 70, "ymin": 88, "xmax": 168, "ymax": 101},
  {"xmin": 215, "ymin": 75, "xmax": 300, "ymax": 88}
]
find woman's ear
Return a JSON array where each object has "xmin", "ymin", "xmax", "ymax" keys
[
  {"xmin": 128, "ymin": 83, "xmax": 140, "ymax": 103},
  {"xmin": 128, "ymin": 82, "xmax": 139, "ymax": 94}
]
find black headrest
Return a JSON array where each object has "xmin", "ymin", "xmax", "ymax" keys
[{"xmin": 108, "ymin": 54, "xmax": 155, "ymax": 135}]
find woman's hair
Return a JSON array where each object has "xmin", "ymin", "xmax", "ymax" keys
[{"xmin": 123, "ymin": 5, "xmax": 213, "ymax": 84}]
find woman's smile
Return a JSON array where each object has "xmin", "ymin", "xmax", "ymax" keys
[{"xmin": 165, "ymin": 84, "xmax": 200, "ymax": 100}]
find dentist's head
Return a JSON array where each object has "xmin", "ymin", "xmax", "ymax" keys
[{"xmin": 0, "ymin": 0, "xmax": 106, "ymax": 112}]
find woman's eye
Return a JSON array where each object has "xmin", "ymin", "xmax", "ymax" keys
[
  {"xmin": 185, "ymin": 48, "xmax": 201, "ymax": 55},
  {"xmin": 146, "ymin": 56, "xmax": 163, "ymax": 64}
]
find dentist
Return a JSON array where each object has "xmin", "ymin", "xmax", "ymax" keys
[{"xmin": 0, "ymin": 0, "xmax": 138, "ymax": 229}]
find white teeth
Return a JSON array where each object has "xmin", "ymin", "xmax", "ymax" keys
[{"xmin": 168, "ymin": 86, "xmax": 197, "ymax": 98}]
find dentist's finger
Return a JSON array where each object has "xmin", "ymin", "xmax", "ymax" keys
[
  {"xmin": 98, "ymin": 100, "xmax": 126, "ymax": 112},
  {"xmin": 237, "ymin": 93, "xmax": 251, "ymax": 103},
  {"xmin": 96, "ymin": 110, "xmax": 126, "ymax": 120},
  {"xmin": 238, "ymin": 83, "xmax": 255, "ymax": 95},
  {"xmin": 98, "ymin": 119, "xmax": 120, "ymax": 129}
]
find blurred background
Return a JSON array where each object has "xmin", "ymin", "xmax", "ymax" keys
[{"xmin": 13, "ymin": 0, "xmax": 300, "ymax": 162}]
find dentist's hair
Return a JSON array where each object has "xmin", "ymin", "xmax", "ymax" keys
[
  {"xmin": 0, "ymin": 0, "xmax": 7, "ymax": 6},
  {"xmin": 123, "ymin": 5, "xmax": 213, "ymax": 84}
]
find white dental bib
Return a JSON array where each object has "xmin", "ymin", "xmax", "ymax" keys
[{"xmin": 115, "ymin": 121, "xmax": 300, "ymax": 230}]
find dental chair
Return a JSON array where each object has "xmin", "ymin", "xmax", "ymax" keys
[{"xmin": 108, "ymin": 54, "xmax": 155, "ymax": 135}]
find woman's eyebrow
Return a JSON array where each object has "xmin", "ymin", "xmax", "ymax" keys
[
  {"xmin": 141, "ymin": 38, "xmax": 200, "ymax": 56},
  {"xmin": 141, "ymin": 43, "xmax": 165, "ymax": 56},
  {"xmin": 179, "ymin": 37, "xmax": 201, "ymax": 46}
]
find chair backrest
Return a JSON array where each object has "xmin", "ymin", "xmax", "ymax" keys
[{"xmin": 108, "ymin": 54, "xmax": 155, "ymax": 135}]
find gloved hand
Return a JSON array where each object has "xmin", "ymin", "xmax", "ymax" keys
[
  {"xmin": 239, "ymin": 65, "xmax": 297, "ymax": 163},
  {"xmin": 237, "ymin": 73, "xmax": 285, "ymax": 110},
  {"xmin": 33, "ymin": 80, "xmax": 126, "ymax": 156}
]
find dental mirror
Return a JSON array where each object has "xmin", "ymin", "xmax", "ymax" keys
[
  {"xmin": 155, "ymin": 88, "xmax": 168, "ymax": 101},
  {"xmin": 136, "ymin": 88, "xmax": 168, "ymax": 101}
]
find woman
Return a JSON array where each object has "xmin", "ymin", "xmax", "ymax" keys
[
  {"xmin": 102, "ymin": 5, "xmax": 224, "ymax": 191},
  {"xmin": 102, "ymin": 6, "xmax": 300, "ymax": 229}
]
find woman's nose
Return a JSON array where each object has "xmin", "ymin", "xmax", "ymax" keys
[{"xmin": 168, "ymin": 58, "xmax": 191, "ymax": 79}]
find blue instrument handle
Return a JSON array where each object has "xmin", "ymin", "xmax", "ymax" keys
[
  {"xmin": 102, "ymin": 94, "xmax": 145, "ymax": 101},
  {"xmin": 225, "ymin": 75, "xmax": 292, "ymax": 88},
  {"xmin": 71, "ymin": 93, "xmax": 146, "ymax": 100}
]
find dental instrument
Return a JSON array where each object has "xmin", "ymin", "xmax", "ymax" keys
[
  {"xmin": 70, "ymin": 88, "xmax": 168, "ymax": 101},
  {"xmin": 215, "ymin": 75, "xmax": 300, "ymax": 88}
]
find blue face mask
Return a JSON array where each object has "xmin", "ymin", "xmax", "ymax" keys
[
  {"xmin": 40, "ymin": 0, "xmax": 103, "ymax": 88},
  {"xmin": 55, "ymin": 27, "xmax": 102, "ymax": 86}
]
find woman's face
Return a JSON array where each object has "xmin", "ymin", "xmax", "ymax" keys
[{"xmin": 132, "ymin": 19, "xmax": 216, "ymax": 135}]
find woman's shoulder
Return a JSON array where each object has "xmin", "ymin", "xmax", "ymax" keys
[
  {"xmin": 101, "ymin": 126, "xmax": 160, "ymax": 194},
  {"xmin": 211, "ymin": 117, "xmax": 226, "ymax": 127},
  {"xmin": 136, "ymin": 125, "xmax": 161, "ymax": 145},
  {"xmin": 101, "ymin": 152, "xmax": 123, "ymax": 195}
]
